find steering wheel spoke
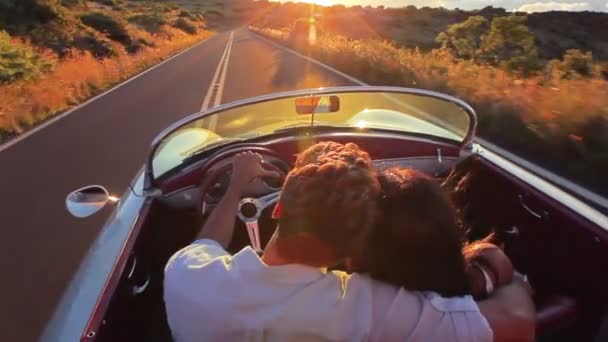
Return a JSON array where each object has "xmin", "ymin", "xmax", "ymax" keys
[
  {"xmin": 245, "ymin": 220, "xmax": 262, "ymax": 253},
  {"xmin": 237, "ymin": 191, "xmax": 281, "ymax": 252},
  {"xmin": 258, "ymin": 191, "xmax": 281, "ymax": 210}
]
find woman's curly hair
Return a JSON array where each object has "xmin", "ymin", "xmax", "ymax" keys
[
  {"xmin": 357, "ymin": 168, "xmax": 470, "ymax": 297},
  {"xmin": 277, "ymin": 142, "xmax": 380, "ymax": 263}
]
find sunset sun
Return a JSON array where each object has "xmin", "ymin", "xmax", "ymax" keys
[{"xmin": 302, "ymin": 0, "xmax": 335, "ymax": 6}]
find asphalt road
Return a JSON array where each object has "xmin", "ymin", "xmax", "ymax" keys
[{"xmin": 0, "ymin": 28, "xmax": 355, "ymax": 342}]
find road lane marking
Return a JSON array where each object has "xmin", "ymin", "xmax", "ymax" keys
[
  {"xmin": 208, "ymin": 31, "xmax": 234, "ymax": 131},
  {"xmin": 201, "ymin": 32, "xmax": 233, "ymax": 112},
  {"xmin": 213, "ymin": 32, "xmax": 234, "ymax": 108},
  {"xmin": 0, "ymin": 34, "xmax": 219, "ymax": 153}
]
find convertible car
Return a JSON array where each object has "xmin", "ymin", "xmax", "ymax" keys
[{"xmin": 41, "ymin": 87, "xmax": 607, "ymax": 342}]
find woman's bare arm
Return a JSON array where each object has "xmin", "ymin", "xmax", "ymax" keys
[{"xmin": 477, "ymin": 276, "xmax": 536, "ymax": 342}]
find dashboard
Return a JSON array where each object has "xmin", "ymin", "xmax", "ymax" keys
[
  {"xmin": 160, "ymin": 154, "xmax": 459, "ymax": 211},
  {"xmin": 156, "ymin": 133, "xmax": 464, "ymax": 212}
]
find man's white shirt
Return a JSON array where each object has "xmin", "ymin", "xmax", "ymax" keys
[{"xmin": 164, "ymin": 239, "xmax": 493, "ymax": 342}]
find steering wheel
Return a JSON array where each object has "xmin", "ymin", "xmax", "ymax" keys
[
  {"xmin": 197, "ymin": 144, "xmax": 288, "ymax": 252},
  {"xmin": 236, "ymin": 191, "xmax": 282, "ymax": 252}
]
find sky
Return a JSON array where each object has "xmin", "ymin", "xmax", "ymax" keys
[{"xmin": 295, "ymin": 0, "xmax": 608, "ymax": 12}]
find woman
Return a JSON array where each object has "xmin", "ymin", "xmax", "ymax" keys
[{"xmin": 355, "ymin": 168, "xmax": 513, "ymax": 299}]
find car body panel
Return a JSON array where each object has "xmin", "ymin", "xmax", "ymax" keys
[
  {"xmin": 41, "ymin": 172, "xmax": 148, "ymax": 342},
  {"xmin": 42, "ymin": 86, "xmax": 607, "ymax": 341}
]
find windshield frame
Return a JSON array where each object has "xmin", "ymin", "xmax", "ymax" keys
[{"xmin": 144, "ymin": 86, "xmax": 478, "ymax": 190}]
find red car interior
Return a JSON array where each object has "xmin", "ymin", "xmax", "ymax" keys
[{"xmin": 82, "ymin": 135, "xmax": 608, "ymax": 342}]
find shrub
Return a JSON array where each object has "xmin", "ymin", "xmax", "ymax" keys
[
  {"xmin": 72, "ymin": 34, "xmax": 115, "ymax": 58},
  {"xmin": 552, "ymin": 49, "xmax": 594, "ymax": 79},
  {"xmin": 179, "ymin": 10, "xmax": 198, "ymax": 20},
  {"xmin": 438, "ymin": 15, "xmax": 542, "ymax": 75},
  {"xmin": 0, "ymin": 0, "xmax": 63, "ymax": 24},
  {"xmin": 80, "ymin": 12, "xmax": 131, "ymax": 45},
  {"xmin": 0, "ymin": 30, "xmax": 53, "ymax": 83},
  {"xmin": 252, "ymin": 27, "xmax": 608, "ymax": 196},
  {"xmin": 128, "ymin": 13, "xmax": 166, "ymax": 33},
  {"xmin": 479, "ymin": 15, "xmax": 541, "ymax": 74},
  {"xmin": 173, "ymin": 18, "xmax": 197, "ymax": 35},
  {"xmin": 436, "ymin": 16, "xmax": 488, "ymax": 60},
  {"xmin": 93, "ymin": 0, "xmax": 117, "ymax": 5},
  {"xmin": 60, "ymin": 0, "xmax": 85, "ymax": 6}
]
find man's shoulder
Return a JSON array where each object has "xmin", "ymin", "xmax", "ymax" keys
[
  {"xmin": 166, "ymin": 240, "xmax": 228, "ymax": 271},
  {"xmin": 164, "ymin": 239, "xmax": 238, "ymax": 290}
]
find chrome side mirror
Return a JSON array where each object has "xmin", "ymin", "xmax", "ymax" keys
[{"xmin": 66, "ymin": 185, "xmax": 118, "ymax": 218}]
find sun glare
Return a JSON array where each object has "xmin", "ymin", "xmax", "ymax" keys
[{"xmin": 302, "ymin": 0, "xmax": 334, "ymax": 6}]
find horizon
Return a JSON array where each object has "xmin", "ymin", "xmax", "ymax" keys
[{"xmin": 280, "ymin": 0, "xmax": 608, "ymax": 13}]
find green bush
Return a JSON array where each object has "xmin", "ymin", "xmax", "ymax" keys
[
  {"xmin": 551, "ymin": 49, "xmax": 594, "ymax": 79},
  {"xmin": 438, "ymin": 15, "xmax": 542, "ymax": 75},
  {"xmin": 480, "ymin": 16, "xmax": 541, "ymax": 74},
  {"xmin": 173, "ymin": 18, "xmax": 197, "ymax": 34},
  {"xmin": 0, "ymin": 0, "xmax": 63, "ymax": 24},
  {"xmin": 129, "ymin": 13, "xmax": 166, "ymax": 33},
  {"xmin": 60, "ymin": 0, "xmax": 85, "ymax": 6},
  {"xmin": 80, "ymin": 12, "xmax": 131, "ymax": 45},
  {"xmin": 72, "ymin": 34, "xmax": 115, "ymax": 58},
  {"xmin": 436, "ymin": 16, "xmax": 488, "ymax": 60},
  {"xmin": 179, "ymin": 10, "xmax": 197, "ymax": 20},
  {"xmin": 0, "ymin": 30, "xmax": 53, "ymax": 83},
  {"xmin": 92, "ymin": 0, "xmax": 117, "ymax": 5}
]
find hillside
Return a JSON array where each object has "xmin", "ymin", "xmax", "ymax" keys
[
  {"xmin": 0, "ymin": 0, "xmax": 212, "ymax": 59},
  {"xmin": 248, "ymin": 2, "xmax": 608, "ymax": 61},
  {"xmin": 248, "ymin": 1, "xmax": 608, "ymax": 197},
  {"xmin": 0, "ymin": 0, "xmax": 214, "ymax": 139}
]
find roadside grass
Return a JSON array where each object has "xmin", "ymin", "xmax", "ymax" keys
[
  {"xmin": 252, "ymin": 27, "xmax": 608, "ymax": 196},
  {"xmin": 0, "ymin": 27, "xmax": 212, "ymax": 141}
]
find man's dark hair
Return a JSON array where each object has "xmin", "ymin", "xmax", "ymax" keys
[
  {"xmin": 276, "ymin": 142, "xmax": 380, "ymax": 265},
  {"xmin": 357, "ymin": 168, "xmax": 470, "ymax": 297}
]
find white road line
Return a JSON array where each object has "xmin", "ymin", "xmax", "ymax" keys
[
  {"xmin": 208, "ymin": 31, "xmax": 234, "ymax": 131},
  {"xmin": 214, "ymin": 32, "xmax": 234, "ymax": 108},
  {"xmin": 0, "ymin": 35, "xmax": 216, "ymax": 153},
  {"xmin": 201, "ymin": 32, "xmax": 233, "ymax": 112}
]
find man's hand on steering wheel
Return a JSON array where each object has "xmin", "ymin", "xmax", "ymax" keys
[
  {"xmin": 230, "ymin": 152, "xmax": 281, "ymax": 190},
  {"xmin": 197, "ymin": 151, "xmax": 282, "ymax": 250}
]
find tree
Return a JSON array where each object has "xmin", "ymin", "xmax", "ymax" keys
[
  {"xmin": 437, "ymin": 15, "xmax": 542, "ymax": 74},
  {"xmin": 554, "ymin": 49, "xmax": 594, "ymax": 79},
  {"xmin": 479, "ymin": 15, "xmax": 541, "ymax": 74},
  {"xmin": 436, "ymin": 16, "xmax": 488, "ymax": 60}
]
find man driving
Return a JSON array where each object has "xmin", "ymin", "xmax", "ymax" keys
[{"xmin": 164, "ymin": 142, "xmax": 534, "ymax": 341}]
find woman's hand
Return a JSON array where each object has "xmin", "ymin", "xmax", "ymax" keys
[{"xmin": 464, "ymin": 242, "xmax": 514, "ymax": 299}]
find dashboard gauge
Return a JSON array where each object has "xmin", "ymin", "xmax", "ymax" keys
[{"xmin": 206, "ymin": 170, "xmax": 231, "ymax": 200}]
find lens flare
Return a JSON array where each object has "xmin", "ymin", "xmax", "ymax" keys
[{"xmin": 302, "ymin": 0, "xmax": 333, "ymax": 5}]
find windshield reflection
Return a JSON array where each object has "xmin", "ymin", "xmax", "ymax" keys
[{"xmin": 151, "ymin": 89, "xmax": 474, "ymax": 178}]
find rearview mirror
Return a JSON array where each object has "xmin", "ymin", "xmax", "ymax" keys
[
  {"xmin": 66, "ymin": 185, "xmax": 117, "ymax": 218},
  {"xmin": 295, "ymin": 95, "xmax": 340, "ymax": 114}
]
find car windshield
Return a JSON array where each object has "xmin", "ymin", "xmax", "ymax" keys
[{"xmin": 151, "ymin": 89, "xmax": 474, "ymax": 178}]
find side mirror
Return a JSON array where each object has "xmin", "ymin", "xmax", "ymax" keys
[{"xmin": 66, "ymin": 185, "xmax": 118, "ymax": 218}]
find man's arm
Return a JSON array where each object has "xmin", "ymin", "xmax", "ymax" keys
[
  {"xmin": 477, "ymin": 276, "xmax": 536, "ymax": 342},
  {"xmin": 196, "ymin": 152, "xmax": 278, "ymax": 249}
]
